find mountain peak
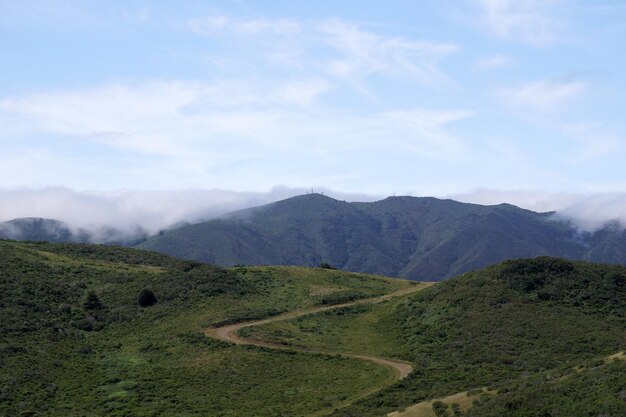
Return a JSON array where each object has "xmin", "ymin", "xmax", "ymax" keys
[
  {"xmin": 6, "ymin": 217, "xmax": 64, "ymax": 225},
  {"xmin": 138, "ymin": 194, "xmax": 620, "ymax": 280},
  {"xmin": 279, "ymin": 193, "xmax": 341, "ymax": 203}
]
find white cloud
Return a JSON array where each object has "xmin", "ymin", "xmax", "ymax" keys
[
  {"xmin": 0, "ymin": 79, "xmax": 472, "ymax": 190},
  {"xmin": 473, "ymin": 54, "xmax": 514, "ymax": 70},
  {"xmin": 187, "ymin": 16, "xmax": 458, "ymax": 88},
  {"xmin": 372, "ymin": 109, "xmax": 472, "ymax": 158},
  {"xmin": 189, "ymin": 16, "xmax": 301, "ymax": 35},
  {"xmin": 0, "ymin": 186, "xmax": 379, "ymax": 239},
  {"xmin": 318, "ymin": 19, "xmax": 458, "ymax": 85},
  {"xmin": 473, "ymin": 0, "xmax": 562, "ymax": 46},
  {"xmin": 0, "ymin": 0, "xmax": 103, "ymax": 29},
  {"xmin": 451, "ymin": 188, "xmax": 626, "ymax": 231},
  {"xmin": 561, "ymin": 123, "xmax": 622, "ymax": 164},
  {"xmin": 272, "ymin": 79, "xmax": 332, "ymax": 106},
  {"xmin": 492, "ymin": 77, "xmax": 622, "ymax": 168},
  {"xmin": 557, "ymin": 193, "xmax": 626, "ymax": 231},
  {"xmin": 451, "ymin": 188, "xmax": 581, "ymax": 213},
  {"xmin": 495, "ymin": 78, "xmax": 587, "ymax": 114},
  {"xmin": 0, "ymin": 79, "xmax": 331, "ymax": 157},
  {"xmin": 3, "ymin": 186, "xmax": 626, "ymax": 240}
]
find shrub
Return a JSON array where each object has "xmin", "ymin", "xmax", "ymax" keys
[
  {"xmin": 83, "ymin": 291, "xmax": 103, "ymax": 310},
  {"xmin": 138, "ymin": 288, "xmax": 158, "ymax": 307},
  {"xmin": 432, "ymin": 401, "xmax": 450, "ymax": 417}
]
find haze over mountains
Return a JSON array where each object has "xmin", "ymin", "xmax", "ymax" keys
[
  {"xmin": 0, "ymin": 217, "xmax": 148, "ymax": 247},
  {"xmin": 3, "ymin": 193, "xmax": 626, "ymax": 280},
  {"xmin": 137, "ymin": 194, "xmax": 626, "ymax": 280}
]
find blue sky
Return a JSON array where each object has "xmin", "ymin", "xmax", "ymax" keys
[{"xmin": 1, "ymin": 0, "xmax": 625, "ymax": 200}]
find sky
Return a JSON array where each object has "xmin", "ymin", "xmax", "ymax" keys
[{"xmin": 1, "ymin": 0, "xmax": 626, "ymax": 232}]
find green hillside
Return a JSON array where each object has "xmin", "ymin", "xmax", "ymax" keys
[
  {"xmin": 245, "ymin": 257, "xmax": 626, "ymax": 417},
  {"xmin": 3, "ymin": 240, "xmax": 624, "ymax": 417},
  {"xmin": 137, "ymin": 193, "xmax": 624, "ymax": 281},
  {"xmin": 0, "ymin": 240, "xmax": 410, "ymax": 417}
]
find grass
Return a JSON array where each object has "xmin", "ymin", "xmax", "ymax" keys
[
  {"xmin": 464, "ymin": 356, "xmax": 626, "ymax": 417},
  {"xmin": 3, "ymin": 242, "xmax": 625, "ymax": 417},
  {"xmin": 0, "ymin": 240, "xmax": 409, "ymax": 417},
  {"xmin": 239, "ymin": 288, "xmax": 425, "ymax": 360},
  {"xmin": 388, "ymin": 389, "xmax": 494, "ymax": 417},
  {"xmin": 238, "ymin": 257, "xmax": 626, "ymax": 417}
]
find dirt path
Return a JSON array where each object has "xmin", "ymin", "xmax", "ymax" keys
[{"xmin": 204, "ymin": 284, "xmax": 432, "ymax": 381}]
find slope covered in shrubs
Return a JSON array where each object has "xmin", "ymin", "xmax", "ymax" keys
[
  {"xmin": 246, "ymin": 257, "xmax": 625, "ymax": 417},
  {"xmin": 0, "ymin": 240, "xmax": 409, "ymax": 416}
]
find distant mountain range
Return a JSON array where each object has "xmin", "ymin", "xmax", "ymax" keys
[
  {"xmin": 0, "ymin": 217, "xmax": 147, "ymax": 246},
  {"xmin": 3, "ymin": 194, "xmax": 625, "ymax": 280},
  {"xmin": 0, "ymin": 218, "xmax": 86, "ymax": 243},
  {"xmin": 134, "ymin": 193, "xmax": 626, "ymax": 280}
]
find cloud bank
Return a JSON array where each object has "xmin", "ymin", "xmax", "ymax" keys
[
  {"xmin": 451, "ymin": 188, "xmax": 626, "ymax": 231},
  {"xmin": 473, "ymin": 0, "xmax": 563, "ymax": 46},
  {"xmin": 0, "ymin": 187, "xmax": 380, "ymax": 242},
  {"xmin": 1, "ymin": 187, "xmax": 625, "ymax": 243}
]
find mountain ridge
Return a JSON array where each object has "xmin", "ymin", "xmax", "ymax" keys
[
  {"xmin": 0, "ymin": 217, "xmax": 148, "ymax": 246},
  {"xmin": 6, "ymin": 194, "xmax": 625, "ymax": 280},
  {"xmin": 137, "ymin": 193, "xmax": 626, "ymax": 280}
]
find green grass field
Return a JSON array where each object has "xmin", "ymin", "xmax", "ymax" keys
[
  {"xmin": 2, "ymin": 241, "xmax": 625, "ymax": 417},
  {"xmin": 0, "ymin": 240, "xmax": 409, "ymax": 416},
  {"xmin": 239, "ymin": 292, "xmax": 416, "ymax": 361},
  {"xmin": 241, "ymin": 258, "xmax": 626, "ymax": 417}
]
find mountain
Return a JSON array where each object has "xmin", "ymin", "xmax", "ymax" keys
[
  {"xmin": 0, "ymin": 217, "xmax": 148, "ymax": 246},
  {"xmin": 137, "ymin": 193, "xmax": 625, "ymax": 280},
  {"xmin": 0, "ymin": 217, "xmax": 90, "ymax": 242}
]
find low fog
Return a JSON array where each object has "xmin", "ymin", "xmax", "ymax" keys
[
  {"xmin": 0, "ymin": 186, "xmax": 379, "ymax": 242},
  {"xmin": 1, "ymin": 186, "xmax": 624, "ymax": 243},
  {"xmin": 450, "ymin": 189, "xmax": 626, "ymax": 232}
]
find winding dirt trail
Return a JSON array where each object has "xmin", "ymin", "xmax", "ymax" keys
[{"xmin": 204, "ymin": 284, "xmax": 432, "ymax": 380}]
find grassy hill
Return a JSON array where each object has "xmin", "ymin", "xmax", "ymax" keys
[
  {"xmin": 137, "ymin": 193, "xmax": 624, "ymax": 280},
  {"xmin": 0, "ymin": 240, "xmax": 410, "ymax": 417},
  {"xmin": 3, "ymin": 239, "xmax": 624, "ymax": 417},
  {"xmin": 244, "ymin": 257, "xmax": 626, "ymax": 417}
]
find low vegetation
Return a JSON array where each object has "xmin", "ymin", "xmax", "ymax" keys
[
  {"xmin": 3, "ymin": 239, "xmax": 624, "ymax": 417},
  {"xmin": 246, "ymin": 257, "xmax": 626, "ymax": 417},
  {"xmin": 0, "ymin": 240, "xmax": 409, "ymax": 416}
]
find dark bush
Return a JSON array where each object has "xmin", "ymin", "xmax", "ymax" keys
[
  {"xmin": 319, "ymin": 262, "xmax": 337, "ymax": 270},
  {"xmin": 83, "ymin": 291, "xmax": 103, "ymax": 310},
  {"xmin": 74, "ymin": 316, "xmax": 100, "ymax": 331},
  {"xmin": 432, "ymin": 401, "xmax": 450, "ymax": 417},
  {"xmin": 138, "ymin": 288, "xmax": 158, "ymax": 307},
  {"xmin": 76, "ymin": 346, "xmax": 93, "ymax": 354},
  {"xmin": 58, "ymin": 303, "xmax": 72, "ymax": 314}
]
